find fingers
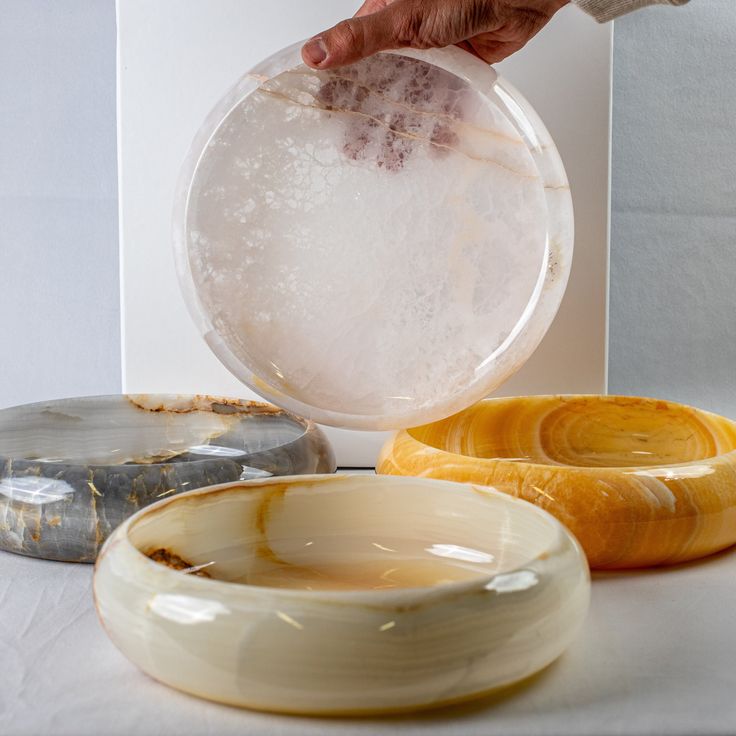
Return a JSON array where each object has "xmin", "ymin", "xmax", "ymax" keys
[
  {"xmin": 302, "ymin": 7, "xmax": 400, "ymax": 69},
  {"xmin": 465, "ymin": 36, "xmax": 527, "ymax": 64},
  {"xmin": 300, "ymin": 0, "xmax": 564, "ymax": 70},
  {"xmin": 302, "ymin": 0, "xmax": 503, "ymax": 70}
]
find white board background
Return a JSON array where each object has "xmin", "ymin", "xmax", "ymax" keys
[{"xmin": 117, "ymin": 0, "xmax": 611, "ymax": 467}]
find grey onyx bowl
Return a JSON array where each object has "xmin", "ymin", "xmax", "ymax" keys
[{"xmin": 0, "ymin": 394, "xmax": 335, "ymax": 562}]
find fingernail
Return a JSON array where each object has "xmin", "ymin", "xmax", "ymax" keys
[{"xmin": 303, "ymin": 37, "xmax": 328, "ymax": 66}]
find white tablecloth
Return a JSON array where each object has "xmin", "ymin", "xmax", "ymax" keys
[{"xmin": 2, "ymin": 482, "xmax": 735, "ymax": 736}]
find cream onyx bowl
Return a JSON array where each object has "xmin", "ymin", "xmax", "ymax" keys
[
  {"xmin": 93, "ymin": 474, "xmax": 589, "ymax": 716},
  {"xmin": 377, "ymin": 395, "xmax": 736, "ymax": 569}
]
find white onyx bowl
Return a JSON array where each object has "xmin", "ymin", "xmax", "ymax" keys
[
  {"xmin": 174, "ymin": 43, "xmax": 574, "ymax": 430},
  {"xmin": 94, "ymin": 475, "xmax": 589, "ymax": 715}
]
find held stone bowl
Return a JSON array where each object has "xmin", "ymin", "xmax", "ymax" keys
[
  {"xmin": 93, "ymin": 474, "xmax": 589, "ymax": 716},
  {"xmin": 174, "ymin": 43, "xmax": 574, "ymax": 430},
  {"xmin": 0, "ymin": 395, "xmax": 335, "ymax": 562},
  {"xmin": 378, "ymin": 395, "xmax": 736, "ymax": 569}
]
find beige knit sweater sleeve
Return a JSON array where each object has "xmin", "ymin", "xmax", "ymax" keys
[{"xmin": 572, "ymin": 0, "xmax": 689, "ymax": 23}]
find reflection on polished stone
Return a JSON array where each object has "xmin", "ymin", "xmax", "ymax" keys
[
  {"xmin": 0, "ymin": 395, "xmax": 335, "ymax": 562},
  {"xmin": 94, "ymin": 475, "xmax": 589, "ymax": 714},
  {"xmin": 175, "ymin": 44, "xmax": 573, "ymax": 430},
  {"xmin": 378, "ymin": 395, "xmax": 736, "ymax": 569}
]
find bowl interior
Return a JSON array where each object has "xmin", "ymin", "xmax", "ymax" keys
[
  {"xmin": 129, "ymin": 477, "xmax": 558, "ymax": 592},
  {"xmin": 409, "ymin": 396, "xmax": 736, "ymax": 468},
  {"xmin": 0, "ymin": 395, "xmax": 306, "ymax": 466},
  {"xmin": 178, "ymin": 45, "xmax": 566, "ymax": 429}
]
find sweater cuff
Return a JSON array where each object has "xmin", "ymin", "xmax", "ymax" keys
[{"xmin": 571, "ymin": 0, "xmax": 689, "ymax": 23}]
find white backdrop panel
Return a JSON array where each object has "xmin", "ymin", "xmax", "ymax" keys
[{"xmin": 117, "ymin": 0, "xmax": 611, "ymax": 466}]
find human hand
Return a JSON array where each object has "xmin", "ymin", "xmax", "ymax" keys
[{"xmin": 302, "ymin": 0, "xmax": 570, "ymax": 69}]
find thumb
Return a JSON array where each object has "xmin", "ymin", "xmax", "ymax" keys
[{"xmin": 301, "ymin": 4, "xmax": 410, "ymax": 69}]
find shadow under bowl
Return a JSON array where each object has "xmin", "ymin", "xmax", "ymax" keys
[
  {"xmin": 0, "ymin": 394, "xmax": 335, "ymax": 562},
  {"xmin": 93, "ymin": 474, "xmax": 589, "ymax": 715},
  {"xmin": 378, "ymin": 394, "xmax": 736, "ymax": 569}
]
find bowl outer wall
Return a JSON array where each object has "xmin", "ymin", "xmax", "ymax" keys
[
  {"xmin": 377, "ymin": 395, "xmax": 736, "ymax": 569},
  {"xmin": 92, "ymin": 474, "xmax": 590, "ymax": 715}
]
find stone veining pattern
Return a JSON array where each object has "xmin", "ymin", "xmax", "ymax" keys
[
  {"xmin": 378, "ymin": 395, "xmax": 736, "ymax": 568},
  {"xmin": 93, "ymin": 475, "xmax": 589, "ymax": 714},
  {"xmin": 178, "ymin": 46, "xmax": 573, "ymax": 429},
  {"xmin": 0, "ymin": 395, "xmax": 335, "ymax": 562}
]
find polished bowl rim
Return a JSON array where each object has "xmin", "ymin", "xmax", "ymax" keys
[
  {"xmin": 96, "ymin": 473, "xmax": 584, "ymax": 603},
  {"xmin": 172, "ymin": 41, "xmax": 574, "ymax": 431},
  {"xmin": 378, "ymin": 393, "xmax": 736, "ymax": 568},
  {"xmin": 402, "ymin": 393, "xmax": 736, "ymax": 472},
  {"xmin": 0, "ymin": 393, "xmax": 320, "ymax": 469}
]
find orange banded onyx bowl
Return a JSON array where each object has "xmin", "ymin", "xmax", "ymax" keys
[{"xmin": 377, "ymin": 395, "xmax": 736, "ymax": 569}]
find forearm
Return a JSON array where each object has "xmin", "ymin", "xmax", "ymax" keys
[{"xmin": 572, "ymin": 0, "xmax": 689, "ymax": 23}]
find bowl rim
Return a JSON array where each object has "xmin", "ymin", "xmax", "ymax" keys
[
  {"xmin": 95, "ymin": 473, "xmax": 584, "ymax": 605},
  {"xmin": 402, "ymin": 394, "xmax": 736, "ymax": 473},
  {"xmin": 0, "ymin": 393, "xmax": 322, "ymax": 469},
  {"xmin": 171, "ymin": 40, "xmax": 573, "ymax": 431}
]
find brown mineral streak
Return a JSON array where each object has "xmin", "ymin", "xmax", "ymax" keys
[
  {"xmin": 125, "ymin": 476, "xmax": 484, "ymax": 614},
  {"xmin": 254, "ymin": 483, "xmax": 289, "ymax": 537},
  {"xmin": 87, "ymin": 479, "xmax": 103, "ymax": 497},
  {"xmin": 284, "ymin": 67, "xmax": 526, "ymax": 147},
  {"xmin": 124, "ymin": 394, "xmax": 283, "ymax": 416},
  {"xmin": 254, "ymin": 483, "xmax": 292, "ymax": 566},
  {"xmin": 30, "ymin": 505, "xmax": 41, "ymax": 542},
  {"xmin": 131, "ymin": 477, "xmax": 346, "ymax": 578},
  {"xmin": 147, "ymin": 548, "xmax": 212, "ymax": 578},
  {"xmin": 89, "ymin": 481, "xmax": 102, "ymax": 549},
  {"xmin": 255, "ymin": 87, "xmax": 539, "ymax": 179}
]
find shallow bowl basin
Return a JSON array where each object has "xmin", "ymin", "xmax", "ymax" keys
[
  {"xmin": 0, "ymin": 394, "xmax": 334, "ymax": 562},
  {"xmin": 378, "ymin": 395, "xmax": 736, "ymax": 568},
  {"xmin": 174, "ymin": 43, "xmax": 574, "ymax": 430},
  {"xmin": 93, "ymin": 474, "xmax": 589, "ymax": 715}
]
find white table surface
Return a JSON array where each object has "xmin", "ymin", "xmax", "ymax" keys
[{"xmin": 2, "ymin": 471, "xmax": 735, "ymax": 736}]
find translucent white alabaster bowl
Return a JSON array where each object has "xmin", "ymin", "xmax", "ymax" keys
[
  {"xmin": 93, "ymin": 475, "xmax": 589, "ymax": 715},
  {"xmin": 174, "ymin": 42, "xmax": 574, "ymax": 430}
]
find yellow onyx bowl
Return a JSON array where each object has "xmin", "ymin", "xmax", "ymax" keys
[
  {"xmin": 377, "ymin": 396, "xmax": 736, "ymax": 569},
  {"xmin": 93, "ymin": 474, "xmax": 589, "ymax": 715}
]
